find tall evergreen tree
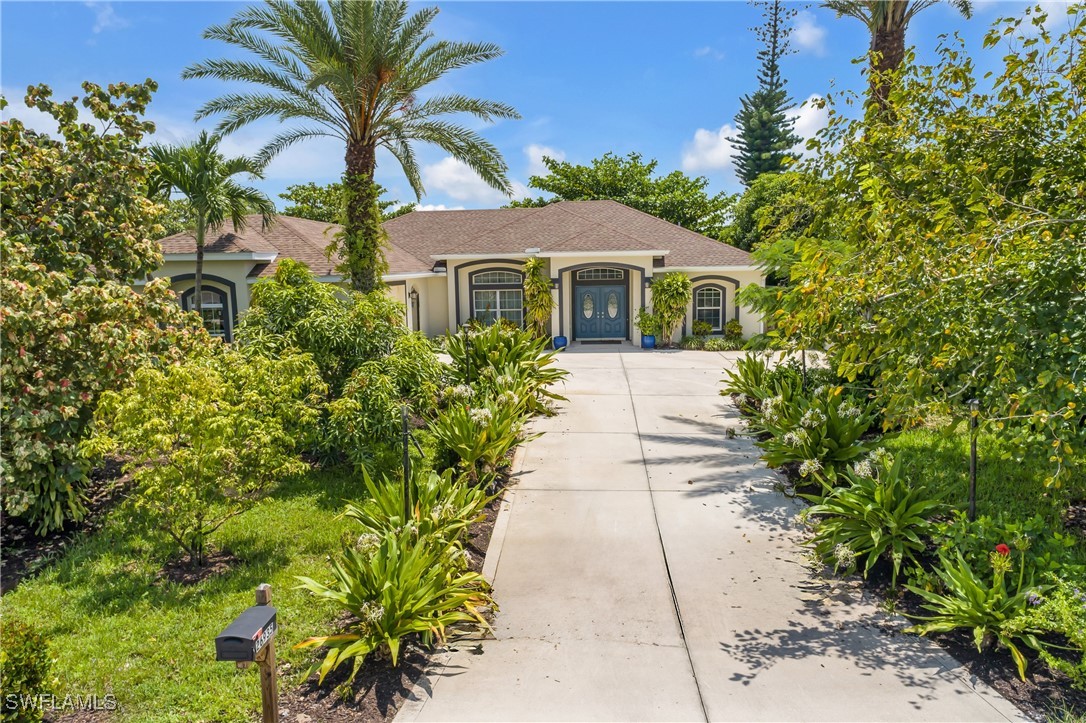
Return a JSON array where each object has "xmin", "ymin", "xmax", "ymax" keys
[{"xmin": 730, "ymin": 0, "xmax": 802, "ymax": 187}]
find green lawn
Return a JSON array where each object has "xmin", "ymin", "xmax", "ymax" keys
[
  {"xmin": 885, "ymin": 427, "xmax": 1086, "ymax": 528},
  {"xmin": 2, "ymin": 467, "xmax": 364, "ymax": 723}
]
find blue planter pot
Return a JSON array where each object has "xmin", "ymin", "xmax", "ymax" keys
[
  {"xmin": 552, "ymin": 335, "xmax": 568, "ymax": 351},
  {"xmin": 641, "ymin": 335, "xmax": 656, "ymax": 349}
]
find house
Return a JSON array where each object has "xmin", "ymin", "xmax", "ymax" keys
[{"xmin": 151, "ymin": 200, "xmax": 764, "ymax": 345}]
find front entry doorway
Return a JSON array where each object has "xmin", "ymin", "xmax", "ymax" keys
[{"xmin": 574, "ymin": 284, "xmax": 626, "ymax": 340}]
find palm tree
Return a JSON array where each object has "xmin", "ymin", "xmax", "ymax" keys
[
  {"xmin": 149, "ymin": 131, "xmax": 275, "ymax": 318},
  {"xmin": 823, "ymin": 0, "xmax": 972, "ymax": 106},
  {"xmin": 182, "ymin": 0, "xmax": 520, "ymax": 293}
]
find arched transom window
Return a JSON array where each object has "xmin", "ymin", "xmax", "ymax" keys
[
  {"xmin": 472, "ymin": 269, "xmax": 524, "ymax": 326},
  {"xmin": 576, "ymin": 267, "xmax": 624, "ymax": 281},
  {"xmin": 694, "ymin": 286, "xmax": 724, "ymax": 332}
]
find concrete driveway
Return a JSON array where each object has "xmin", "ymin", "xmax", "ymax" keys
[{"xmin": 398, "ymin": 346, "xmax": 1028, "ymax": 723}]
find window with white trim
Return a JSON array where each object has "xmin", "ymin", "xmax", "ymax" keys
[
  {"xmin": 184, "ymin": 288, "xmax": 230, "ymax": 339},
  {"xmin": 471, "ymin": 269, "xmax": 524, "ymax": 326},
  {"xmin": 694, "ymin": 287, "xmax": 724, "ymax": 331}
]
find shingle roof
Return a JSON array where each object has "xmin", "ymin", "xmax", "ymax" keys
[
  {"xmin": 383, "ymin": 200, "xmax": 753, "ymax": 267},
  {"xmin": 158, "ymin": 201, "xmax": 753, "ymax": 276}
]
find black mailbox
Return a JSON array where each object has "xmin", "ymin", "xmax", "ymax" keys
[{"xmin": 215, "ymin": 605, "xmax": 277, "ymax": 662}]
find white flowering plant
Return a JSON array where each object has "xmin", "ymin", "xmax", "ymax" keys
[
  {"xmin": 345, "ymin": 467, "xmax": 494, "ymax": 549},
  {"xmin": 756, "ymin": 386, "xmax": 881, "ymax": 487},
  {"xmin": 295, "ymin": 526, "xmax": 492, "ymax": 683},
  {"xmin": 428, "ymin": 399, "xmax": 536, "ymax": 483},
  {"xmin": 805, "ymin": 454, "xmax": 946, "ymax": 588}
]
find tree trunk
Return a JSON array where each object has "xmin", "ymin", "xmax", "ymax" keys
[
  {"xmin": 194, "ymin": 216, "xmax": 205, "ymax": 318},
  {"xmin": 343, "ymin": 141, "xmax": 387, "ymax": 293},
  {"xmin": 870, "ymin": 24, "xmax": 906, "ymax": 110}
]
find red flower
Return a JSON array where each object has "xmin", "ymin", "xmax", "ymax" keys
[{"xmin": 995, "ymin": 544, "xmax": 1011, "ymax": 556}]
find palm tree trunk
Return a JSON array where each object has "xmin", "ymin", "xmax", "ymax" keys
[
  {"xmin": 194, "ymin": 216, "xmax": 205, "ymax": 317},
  {"xmin": 870, "ymin": 24, "xmax": 906, "ymax": 109},
  {"xmin": 343, "ymin": 141, "xmax": 386, "ymax": 293}
]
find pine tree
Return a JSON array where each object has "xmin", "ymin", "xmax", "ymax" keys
[{"xmin": 730, "ymin": 0, "xmax": 802, "ymax": 187}]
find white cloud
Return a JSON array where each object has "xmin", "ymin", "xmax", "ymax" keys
[
  {"xmin": 85, "ymin": 2, "xmax": 129, "ymax": 33},
  {"xmin": 693, "ymin": 46, "xmax": 726, "ymax": 61},
  {"xmin": 524, "ymin": 143, "xmax": 565, "ymax": 177},
  {"xmin": 788, "ymin": 94, "xmax": 830, "ymax": 155},
  {"xmin": 793, "ymin": 11, "xmax": 827, "ymax": 56},
  {"xmin": 681, "ymin": 123, "xmax": 737, "ymax": 173},
  {"xmin": 415, "ymin": 203, "xmax": 467, "ymax": 212},
  {"xmin": 421, "ymin": 156, "xmax": 529, "ymax": 205}
]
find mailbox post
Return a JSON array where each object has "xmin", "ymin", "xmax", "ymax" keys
[{"xmin": 215, "ymin": 584, "xmax": 278, "ymax": 723}]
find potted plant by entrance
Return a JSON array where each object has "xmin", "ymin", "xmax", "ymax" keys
[
  {"xmin": 552, "ymin": 334, "xmax": 568, "ymax": 351},
  {"xmin": 635, "ymin": 308, "xmax": 660, "ymax": 349}
]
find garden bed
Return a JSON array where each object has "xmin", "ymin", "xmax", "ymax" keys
[
  {"xmin": 1, "ymin": 458, "xmax": 129, "ymax": 595},
  {"xmin": 275, "ymin": 487, "xmax": 506, "ymax": 722}
]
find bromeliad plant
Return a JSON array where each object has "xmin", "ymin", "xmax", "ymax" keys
[
  {"xmin": 429, "ymin": 399, "xmax": 536, "ymax": 484},
  {"xmin": 295, "ymin": 527, "xmax": 492, "ymax": 681},
  {"xmin": 345, "ymin": 467, "xmax": 492, "ymax": 545},
  {"xmin": 805, "ymin": 452, "xmax": 946, "ymax": 588},
  {"xmin": 905, "ymin": 545, "xmax": 1051, "ymax": 681}
]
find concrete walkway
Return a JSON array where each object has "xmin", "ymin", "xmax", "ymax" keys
[{"xmin": 398, "ymin": 346, "xmax": 1028, "ymax": 723}]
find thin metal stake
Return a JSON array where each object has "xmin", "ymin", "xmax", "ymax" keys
[
  {"xmin": 402, "ymin": 405, "xmax": 412, "ymax": 522},
  {"xmin": 968, "ymin": 398, "xmax": 979, "ymax": 521}
]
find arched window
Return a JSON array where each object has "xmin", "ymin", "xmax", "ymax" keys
[
  {"xmin": 183, "ymin": 287, "xmax": 231, "ymax": 340},
  {"xmin": 576, "ymin": 267, "xmax": 624, "ymax": 281},
  {"xmin": 471, "ymin": 269, "xmax": 524, "ymax": 326},
  {"xmin": 694, "ymin": 286, "xmax": 724, "ymax": 332}
]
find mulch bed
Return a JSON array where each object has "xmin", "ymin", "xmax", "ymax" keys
[
  {"xmin": 778, "ymin": 464, "xmax": 1086, "ymax": 720},
  {"xmin": 155, "ymin": 548, "xmax": 240, "ymax": 586},
  {"xmin": 279, "ymin": 479, "xmax": 507, "ymax": 723},
  {"xmin": 1, "ymin": 459, "xmax": 129, "ymax": 595}
]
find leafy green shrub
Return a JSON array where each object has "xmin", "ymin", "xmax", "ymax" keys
[
  {"xmin": 0, "ymin": 619, "xmax": 52, "ymax": 722},
  {"xmin": 444, "ymin": 323, "xmax": 568, "ymax": 410},
  {"xmin": 385, "ymin": 333, "xmax": 446, "ymax": 414},
  {"xmin": 692, "ymin": 320, "xmax": 713, "ymax": 338},
  {"xmin": 679, "ymin": 335, "xmax": 706, "ymax": 350},
  {"xmin": 345, "ymin": 468, "xmax": 492, "ymax": 545},
  {"xmin": 1, "ymin": 82, "xmax": 208, "ymax": 533},
  {"xmin": 326, "ymin": 362, "xmax": 401, "ymax": 473},
  {"xmin": 237, "ymin": 259, "xmax": 408, "ymax": 395},
  {"xmin": 704, "ymin": 337, "xmax": 744, "ymax": 352},
  {"xmin": 906, "ymin": 547, "xmax": 1051, "ymax": 680},
  {"xmin": 724, "ymin": 319, "xmax": 744, "ymax": 341},
  {"xmin": 1005, "ymin": 576, "xmax": 1086, "ymax": 689},
  {"xmin": 931, "ymin": 512, "xmax": 1085, "ymax": 583},
  {"xmin": 294, "ymin": 528, "xmax": 492, "ymax": 682},
  {"xmin": 722, "ymin": 353, "xmax": 772, "ymax": 402},
  {"xmin": 634, "ymin": 307, "xmax": 660, "ymax": 337},
  {"xmin": 86, "ymin": 350, "xmax": 324, "ymax": 565},
  {"xmin": 805, "ymin": 453, "xmax": 946, "ymax": 587},
  {"xmin": 756, "ymin": 386, "xmax": 880, "ymax": 485},
  {"xmin": 429, "ymin": 400, "xmax": 533, "ymax": 484},
  {"xmin": 650, "ymin": 272, "xmax": 692, "ymax": 347},
  {"xmin": 523, "ymin": 257, "xmax": 554, "ymax": 338}
]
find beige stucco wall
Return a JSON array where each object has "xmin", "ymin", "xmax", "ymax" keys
[
  {"xmin": 673, "ymin": 268, "xmax": 765, "ymax": 342},
  {"xmin": 153, "ymin": 255, "xmax": 765, "ymax": 344}
]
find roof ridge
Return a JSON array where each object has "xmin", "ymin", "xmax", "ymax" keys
[
  {"xmin": 559, "ymin": 199, "xmax": 750, "ymax": 260},
  {"xmin": 550, "ymin": 200, "xmax": 670, "ymax": 251},
  {"xmin": 446, "ymin": 204, "xmax": 550, "ymax": 254}
]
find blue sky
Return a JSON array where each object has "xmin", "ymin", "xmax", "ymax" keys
[{"xmin": 1, "ymin": 1, "xmax": 1073, "ymax": 210}]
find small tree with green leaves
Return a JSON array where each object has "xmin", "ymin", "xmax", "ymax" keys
[
  {"xmin": 522, "ymin": 257, "xmax": 554, "ymax": 338},
  {"xmin": 651, "ymin": 273, "xmax": 692, "ymax": 348},
  {"xmin": 85, "ymin": 350, "xmax": 326, "ymax": 565},
  {"xmin": 1, "ymin": 81, "xmax": 207, "ymax": 533}
]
